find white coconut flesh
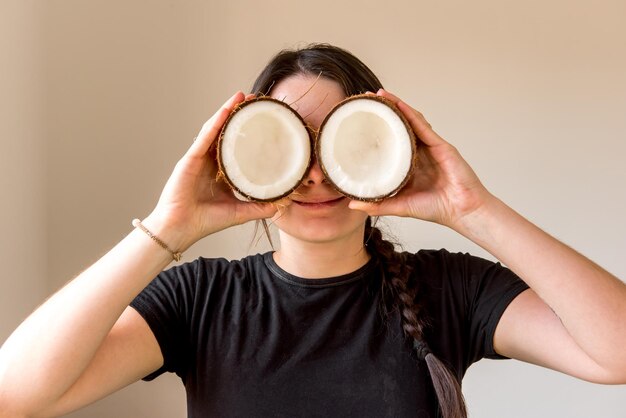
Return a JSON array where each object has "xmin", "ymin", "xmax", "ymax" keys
[
  {"xmin": 318, "ymin": 98, "xmax": 414, "ymax": 199},
  {"xmin": 220, "ymin": 100, "xmax": 311, "ymax": 201}
]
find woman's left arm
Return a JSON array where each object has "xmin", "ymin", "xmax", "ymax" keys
[
  {"xmin": 350, "ymin": 90, "xmax": 626, "ymax": 384},
  {"xmin": 457, "ymin": 191, "xmax": 626, "ymax": 384}
]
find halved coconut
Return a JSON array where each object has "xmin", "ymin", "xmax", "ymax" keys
[
  {"xmin": 217, "ymin": 97, "xmax": 312, "ymax": 202},
  {"xmin": 316, "ymin": 95, "xmax": 416, "ymax": 201}
]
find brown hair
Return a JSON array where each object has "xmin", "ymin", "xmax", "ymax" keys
[{"xmin": 252, "ymin": 43, "xmax": 467, "ymax": 418}]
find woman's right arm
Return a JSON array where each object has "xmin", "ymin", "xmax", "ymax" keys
[{"xmin": 0, "ymin": 91, "xmax": 278, "ymax": 418}]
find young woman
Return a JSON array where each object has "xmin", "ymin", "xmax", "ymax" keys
[{"xmin": 0, "ymin": 44, "xmax": 625, "ymax": 418}]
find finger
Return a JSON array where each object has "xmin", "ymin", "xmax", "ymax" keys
[
  {"xmin": 348, "ymin": 198, "xmax": 408, "ymax": 218},
  {"xmin": 231, "ymin": 195, "xmax": 294, "ymax": 225},
  {"xmin": 187, "ymin": 91, "xmax": 245, "ymax": 158},
  {"xmin": 348, "ymin": 200, "xmax": 381, "ymax": 215},
  {"xmin": 235, "ymin": 201, "xmax": 280, "ymax": 224},
  {"xmin": 245, "ymin": 93, "xmax": 256, "ymax": 100},
  {"xmin": 376, "ymin": 88, "xmax": 402, "ymax": 103},
  {"xmin": 395, "ymin": 100, "xmax": 449, "ymax": 148},
  {"xmin": 377, "ymin": 89, "xmax": 448, "ymax": 148},
  {"xmin": 272, "ymin": 196, "xmax": 293, "ymax": 211}
]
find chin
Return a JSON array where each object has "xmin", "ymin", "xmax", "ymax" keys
[{"xmin": 273, "ymin": 208, "xmax": 368, "ymax": 245}]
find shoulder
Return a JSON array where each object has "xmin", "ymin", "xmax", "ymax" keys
[
  {"xmin": 406, "ymin": 248, "xmax": 495, "ymax": 283},
  {"xmin": 135, "ymin": 253, "xmax": 272, "ymax": 308},
  {"xmin": 409, "ymin": 248, "xmax": 494, "ymax": 267},
  {"xmin": 161, "ymin": 252, "xmax": 269, "ymax": 283},
  {"xmin": 408, "ymin": 249, "xmax": 529, "ymax": 361},
  {"xmin": 131, "ymin": 253, "xmax": 273, "ymax": 337},
  {"xmin": 406, "ymin": 248, "xmax": 521, "ymax": 284},
  {"xmin": 405, "ymin": 248, "xmax": 529, "ymax": 338}
]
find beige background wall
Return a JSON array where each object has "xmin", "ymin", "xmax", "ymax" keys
[
  {"xmin": 2, "ymin": 0, "xmax": 625, "ymax": 417},
  {"xmin": 1, "ymin": 1, "xmax": 47, "ymax": 348}
]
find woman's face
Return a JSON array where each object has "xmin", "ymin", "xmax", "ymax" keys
[{"xmin": 269, "ymin": 74, "xmax": 369, "ymax": 245}]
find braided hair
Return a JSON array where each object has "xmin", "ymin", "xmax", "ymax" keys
[
  {"xmin": 252, "ymin": 43, "xmax": 467, "ymax": 418},
  {"xmin": 365, "ymin": 218, "xmax": 467, "ymax": 418}
]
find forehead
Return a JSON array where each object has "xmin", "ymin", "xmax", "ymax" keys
[{"xmin": 270, "ymin": 75, "xmax": 346, "ymax": 129}]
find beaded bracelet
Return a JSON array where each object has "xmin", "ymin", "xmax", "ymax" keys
[{"xmin": 132, "ymin": 219, "xmax": 182, "ymax": 262}]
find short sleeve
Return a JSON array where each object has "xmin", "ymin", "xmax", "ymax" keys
[
  {"xmin": 130, "ymin": 261, "xmax": 199, "ymax": 381},
  {"xmin": 415, "ymin": 250, "xmax": 529, "ymax": 378},
  {"xmin": 457, "ymin": 253, "xmax": 530, "ymax": 361}
]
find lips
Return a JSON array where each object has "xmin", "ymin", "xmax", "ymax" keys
[{"xmin": 291, "ymin": 196, "xmax": 346, "ymax": 207}]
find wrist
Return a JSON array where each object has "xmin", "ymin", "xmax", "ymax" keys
[
  {"xmin": 139, "ymin": 212, "xmax": 198, "ymax": 256},
  {"xmin": 448, "ymin": 192, "xmax": 505, "ymax": 245},
  {"xmin": 132, "ymin": 219, "xmax": 183, "ymax": 262}
]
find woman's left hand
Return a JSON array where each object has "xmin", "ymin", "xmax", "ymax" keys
[
  {"xmin": 348, "ymin": 89, "xmax": 493, "ymax": 229},
  {"xmin": 353, "ymin": 92, "xmax": 626, "ymax": 385}
]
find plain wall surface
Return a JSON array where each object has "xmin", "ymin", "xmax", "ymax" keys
[
  {"xmin": 2, "ymin": 1, "xmax": 625, "ymax": 417},
  {"xmin": 0, "ymin": 1, "xmax": 47, "ymax": 343}
]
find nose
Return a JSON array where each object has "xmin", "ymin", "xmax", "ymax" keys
[{"xmin": 303, "ymin": 157, "xmax": 326, "ymax": 186}]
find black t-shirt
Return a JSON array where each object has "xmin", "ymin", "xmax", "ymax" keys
[{"xmin": 130, "ymin": 250, "xmax": 528, "ymax": 418}]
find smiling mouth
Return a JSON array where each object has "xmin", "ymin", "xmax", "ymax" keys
[{"xmin": 292, "ymin": 196, "xmax": 346, "ymax": 208}]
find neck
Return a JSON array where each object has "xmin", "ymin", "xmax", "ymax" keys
[{"xmin": 273, "ymin": 230, "xmax": 370, "ymax": 279}]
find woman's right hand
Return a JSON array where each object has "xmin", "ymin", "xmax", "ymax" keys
[
  {"xmin": 143, "ymin": 91, "xmax": 280, "ymax": 252},
  {"xmin": 0, "ymin": 91, "xmax": 282, "ymax": 418}
]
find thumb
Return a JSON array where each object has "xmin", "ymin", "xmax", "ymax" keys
[
  {"xmin": 348, "ymin": 200, "xmax": 385, "ymax": 216},
  {"xmin": 235, "ymin": 202, "xmax": 279, "ymax": 224},
  {"xmin": 235, "ymin": 197, "xmax": 292, "ymax": 224},
  {"xmin": 349, "ymin": 198, "xmax": 410, "ymax": 218}
]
